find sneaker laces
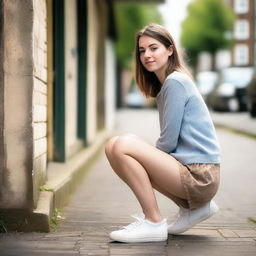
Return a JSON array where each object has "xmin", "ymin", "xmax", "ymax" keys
[{"xmin": 121, "ymin": 213, "xmax": 145, "ymax": 231}]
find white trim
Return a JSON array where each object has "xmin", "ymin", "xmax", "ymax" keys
[
  {"xmin": 234, "ymin": 20, "xmax": 249, "ymax": 40},
  {"xmin": 234, "ymin": 0, "xmax": 249, "ymax": 14},
  {"xmin": 234, "ymin": 44, "xmax": 249, "ymax": 65}
]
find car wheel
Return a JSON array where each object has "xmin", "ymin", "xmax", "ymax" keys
[
  {"xmin": 228, "ymin": 98, "xmax": 239, "ymax": 112},
  {"xmin": 249, "ymin": 102, "xmax": 256, "ymax": 118}
]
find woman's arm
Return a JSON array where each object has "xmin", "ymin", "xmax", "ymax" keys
[{"xmin": 156, "ymin": 79, "xmax": 188, "ymax": 153}]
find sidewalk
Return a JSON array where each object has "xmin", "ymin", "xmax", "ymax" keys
[
  {"xmin": 0, "ymin": 109, "xmax": 256, "ymax": 255},
  {"xmin": 210, "ymin": 111, "xmax": 256, "ymax": 138}
]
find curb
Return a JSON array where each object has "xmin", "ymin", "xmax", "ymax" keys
[
  {"xmin": 35, "ymin": 130, "xmax": 111, "ymax": 232},
  {"xmin": 1, "ymin": 131, "xmax": 110, "ymax": 232},
  {"xmin": 215, "ymin": 123, "xmax": 256, "ymax": 140}
]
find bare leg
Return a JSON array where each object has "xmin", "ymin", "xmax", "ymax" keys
[
  {"xmin": 105, "ymin": 134, "xmax": 188, "ymax": 209},
  {"xmin": 105, "ymin": 134, "xmax": 188, "ymax": 222},
  {"xmin": 105, "ymin": 135, "xmax": 163, "ymax": 222},
  {"xmin": 151, "ymin": 181, "xmax": 189, "ymax": 209}
]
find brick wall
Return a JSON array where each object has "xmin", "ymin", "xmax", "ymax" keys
[{"xmin": 32, "ymin": 0, "xmax": 48, "ymax": 207}]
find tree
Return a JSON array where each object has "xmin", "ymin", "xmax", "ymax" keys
[
  {"xmin": 180, "ymin": 0, "xmax": 235, "ymax": 71},
  {"xmin": 115, "ymin": 3, "xmax": 162, "ymax": 69}
]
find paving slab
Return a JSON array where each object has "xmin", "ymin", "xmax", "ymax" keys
[
  {"xmin": 0, "ymin": 109, "xmax": 256, "ymax": 255},
  {"xmin": 217, "ymin": 228, "xmax": 239, "ymax": 238}
]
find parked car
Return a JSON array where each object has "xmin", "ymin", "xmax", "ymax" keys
[
  {"xmin": 246, "ymin": 73, "xmax": 256, "ymax": 117},
  {"xmin": 196, "ymin": 71, "xmax": 218, "ymax": 105},
  {"xmin": 125, "ymin": 87, "xmax": 147, "ymax": 108},
  {"xmin": 208, "ymin": 67, "xmax": 254, "ymax": 112}
]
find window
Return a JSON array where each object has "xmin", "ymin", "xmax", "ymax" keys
[
  {"xmin": 216, "ymin": 50, "xmax": 231, "ymax": 69},
  {"xmin": 234, "ymin": 20, "xmax": 249, "ymax": 40},
  {"xmin": 234, "ymin": 44, "xmax": 249, "ymax": 65},
  {"xmin": 234, "ymin": 0, "xmax": 249, "ymax": 14}
]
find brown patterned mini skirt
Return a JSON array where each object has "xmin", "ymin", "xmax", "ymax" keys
[{"xmin": 178, "ymin": 163, "xmax": 220, "ymax": 210}]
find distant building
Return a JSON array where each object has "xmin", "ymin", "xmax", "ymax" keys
[
  {"xmin": 199, "ymin": 0, "xmax": 255, "ymax": 71},
  {"xmin": 230, "ymin": 0, "xmax": 255, "ymax": 66}
]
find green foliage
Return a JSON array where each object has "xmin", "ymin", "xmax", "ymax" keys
[
  {"xmin": 115, "ymin": 3, "xmax": 162, "ymax": 69},
  {"xmin": 50, "ymin": 215, "xmax": 58, "ymax": 229},
  {"xmin": 248, "ymin": 217, "xmax": 256, "ymax": 224},
  {"xmin": 50, "ymin": 208, "xmax": 65, "ymax": 229},
  {"xmin": 39, "ymin": 185, "xmax": 54, "ymax": 192},
  {"xmin": 181, "ymin": 0, "xmax": 235, "ymax": 68}
]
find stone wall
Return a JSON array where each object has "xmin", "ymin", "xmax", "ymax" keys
[
  {"xmin": 0, "ymin": 0, "xmax": 34, "ymax": 210},
  {"xmin": 32, "ymin": 0, "xmax": 48, "ymax": 208}
]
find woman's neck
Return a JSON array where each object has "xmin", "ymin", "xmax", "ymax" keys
[{"xmin": 155, "ymin": 70, "xmax": 166, "ymax": 85}]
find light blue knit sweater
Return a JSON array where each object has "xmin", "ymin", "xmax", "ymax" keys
[{"xmin": 156, "ymin": 71, "xmax": 220, "ymax": 164}]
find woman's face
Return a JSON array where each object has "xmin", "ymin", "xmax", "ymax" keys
[{"xmin": 138, "ymin": 35, "xmax": 173, "ymax": 74}]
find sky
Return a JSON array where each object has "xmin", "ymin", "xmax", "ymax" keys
[{"xmin": 158, "ymin": 0, "xmax": 193, "ymax": 46}]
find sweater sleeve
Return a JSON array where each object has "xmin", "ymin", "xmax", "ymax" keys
[{"xmin": 156, "ymin": 79, "xmax": 188, "ymax": 153}]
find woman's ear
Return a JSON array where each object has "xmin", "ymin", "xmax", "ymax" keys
[{"xmin": 168, "ymin": 45, "xmax": 173, "ymax": 57}]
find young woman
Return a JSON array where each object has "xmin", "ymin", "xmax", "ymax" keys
[{"xmin": 105, "ymin": 24, "xmax": 220, "ymax": 243}]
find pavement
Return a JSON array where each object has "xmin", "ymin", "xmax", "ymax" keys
[
  {"xmin": 210, "ymin": 111, "xmax": 256, "ymax": 138},
  {"xmin": 0, "ymin": 109, "xmax": 256, "ymax": 256}
]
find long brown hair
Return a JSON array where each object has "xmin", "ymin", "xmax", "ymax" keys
[{"xmin": 135, "ymin": 24, "xmax": 191, "ymax": 98}]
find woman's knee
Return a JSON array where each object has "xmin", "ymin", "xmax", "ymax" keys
[
  {"xmin": 106, "ymin": 133, "xmax": 140, "ymax": 157},
  {"xmin": 105, "ymin": 136, "xmax": 119, "ymax": 157},
  {"xmin": 112, "ymin": 134, "xmax": 135, "ymax": 157}
]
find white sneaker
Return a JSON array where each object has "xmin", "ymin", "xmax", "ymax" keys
[
  {"xmin": 110, "ymin": 213, "xmax": 168, "ymax": 243},
  {"xmin": 168, "ymin": 201, "xmax": 219, "ymax": 234}
]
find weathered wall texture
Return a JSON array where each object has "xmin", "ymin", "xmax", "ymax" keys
[
  {"xmin": 64, "ymin": 0, "xmax": 84, "ymax": 159},
  {"xmin": 0, "ymin": 0, "xmax": 34, "ymax": 210},
  {"xmin": 32, "ymin": 0, "xmax": 48, "ymax": 208},
  {"xmin": 86, "ymin": 0, "xmax": 98, "ymax": 144},
  {"xmin": 0, "ymin": 0, "xmax": 5, "ymax": 207}
]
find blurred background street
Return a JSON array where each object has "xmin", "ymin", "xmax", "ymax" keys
[{"xmin": 1, "ymin": 0, "xmax": 256, "ymax": 255}]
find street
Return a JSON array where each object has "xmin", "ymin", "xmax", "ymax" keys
[{"xmin": 0, "ymin": 109, "xmax": 256, "ymax": 256}]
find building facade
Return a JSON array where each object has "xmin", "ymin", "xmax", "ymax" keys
[
  {"xmin": 198, "ymin": 0, "xmax": 255, "ymax": 71},
  {"xmin": 231, "ymin": 0, "xmax": 255, "ymax": 66},
  {"xmin": 0, "ymin": 0, "xmax": 117, "ymax": 232},
  {"xmin": 0, "ymin": 0, "xmax": 163, "ymax": 233}
]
